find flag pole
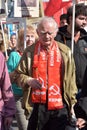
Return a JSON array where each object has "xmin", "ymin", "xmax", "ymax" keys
[
  {"xmin": 71, "ymin": 2, "xmax": 79, "ymax": 129},
  {"xmin": 71, "ymin": 0, "xmax": 76, "ymax": 55},
  {"xmin": 1, "ymin": 21, "xmax": 8, "ymax": 58},
  {"xmin": 24, "ymin": 18, "xmax": 26, "ymax": 49}
]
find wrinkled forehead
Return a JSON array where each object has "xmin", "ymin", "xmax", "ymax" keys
[{"xmin": 39, "ymin": 22, "xmax": 56, "ymax": 32}]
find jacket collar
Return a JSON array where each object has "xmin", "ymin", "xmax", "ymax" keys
[{"xmin": 59, "ymin": 25, "xmax": 87, "ymax": 39}]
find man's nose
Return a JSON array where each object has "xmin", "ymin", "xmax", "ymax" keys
[
  {"xmin": 83, "ymin": 19, "xmax": 87, "ymax": 24},
  {"xmin": 45, "ymin": 33, "xmax": 50, "ymax": 38}
]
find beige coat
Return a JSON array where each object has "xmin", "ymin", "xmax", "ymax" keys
[{"xmin": 13, "ymin": 41, "xmax": 77, "ymax": 117}]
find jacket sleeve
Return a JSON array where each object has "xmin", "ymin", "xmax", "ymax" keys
[
  {"xmin": 63, "ymin": 49, "xmax": 77, "ymax": 109},
  {"xmin": 13, "ymin": 49, "xmax": 33, "ymax": 88},
  {"xmin": 74, "ymin": 97, "xmax": 87, "ymax": 121},
  {"xmin": 69, "ymin": 53, "xmax": 78, "ymax": 106},
  {"xmin": 74, "ymin": 66, "xmax": 87, "ymax": 120},
  {"xmin": 0, "ymin": 53, "xmax": 16, "ymax": 117}
]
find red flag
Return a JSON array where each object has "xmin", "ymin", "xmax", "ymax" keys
[
  {"xmin": 44, "ymin": 0, "xmax": 72, "ymax": 16},
  {"xmin": 53, "ymin": 2, "xmax": 72, "ymax": 25},
  {"xmin": 45, "ymin": 0, "xmax": 62, "ymax": 16}
]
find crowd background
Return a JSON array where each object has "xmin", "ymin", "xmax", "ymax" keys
[{"xmin": 0, "ymin": 0, "xmax": 87, "ymax": 130}]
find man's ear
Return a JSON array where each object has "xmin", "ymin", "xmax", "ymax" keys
[
  {"xmin": 54, "ymin": 29, "xmax": 59, "ymax": 37},
  {"xmin": 54, "ymin": 31, "xmax": 58, "ymax": 38}
]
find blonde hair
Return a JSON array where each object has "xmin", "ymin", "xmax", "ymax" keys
[
  {"xmin": 26, "ymin": 25, "xmax": 38, "ymax": 40},
  {"xmin": 17, "ymin": 28, "xmax": 24, "ymax": 50},
  {"xmin": 17, "ymin": 25, "xmax": 38, "ymax": 51}
]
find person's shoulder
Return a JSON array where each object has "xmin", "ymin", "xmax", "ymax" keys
[
  {"xmin": 0, "ymin": 51, "xmax": 4, "ymax": 55},
  {"xmin": 24, "ymin": 44, "xmax": 36, "ymax": 53},
  {"xmin": 55, "ymin": 25, "xmax": 68, "ymax": 41},
  {"xmin": 57, "ymin": 41, "xmax": 70, "ymax": 51},
  {"xmin": 58, "ymin": 25, "xmax": 68, "ymax": 36},
  {"xmin": 9, "ymin": 51, "xmax": 20, "ymax": 57},
  {"xmin": 0, "ymin": 51, "xmax": 5, "ymax": 59},
  {"xmin": 57, "ymin": 42, "xmax": 72, "ymax": 59},
  {"xmin": 0, "ymin": 51, "xmax": 5, "ymax": 63},
  {"xmin": 59, "ymin": 25, "xmax": 67, "ymax": 32},
  {"xmin": 10, "ymin": 51, "xmax": 17, "ymax": 55},
  {"xmin": 80, "ymin": 28, "xmax": 87, "ymax": 38}
]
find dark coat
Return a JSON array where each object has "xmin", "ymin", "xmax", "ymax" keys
[
  {"xmin": 74, "ymin": 66, "xmax": 87, "ymax": 120},
  {"xmin": 55, "ymin": 26, "xmax": 87, "ymax": 89}
]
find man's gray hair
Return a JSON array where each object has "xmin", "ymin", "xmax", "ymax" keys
[{"xmin": 37, "ymin": 16, "xmax": 58, "ymax": 33}]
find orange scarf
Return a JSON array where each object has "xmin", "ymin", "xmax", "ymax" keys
[{"xmin": 32, "ymin": 41, "xmax": 64, "ymax": 110}]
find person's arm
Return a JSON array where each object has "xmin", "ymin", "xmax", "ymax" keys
[
  {"xmin": 76, "ymin": 118, "xmax": 86, "ymax": 129},
  {"xmin": 68, "ymin": 53, "xmax": 77, "ymax": 118},
  {"xmin": 58, "ymin": 43, "xmax": 77, "ymax": 110},
  {"xmin": 12, "ymin": 48, "xmax": 41, "ymax": 89},
  {"xmin": 74, "ymin": 67, "xmax": 87, "ymax": 128},
  {"xmin": 14, "ymin": 50, "xmax": 32, "ymax": 88},
  {"xmin": 1, "ymin": 53, "xmax": 16, "ymax": 127},
  {"xmin": 63, "ymin": 48, "xmax": 77, "ymax": 107},
  {"xmin": 74, "ymin": 99, "xmax": 87, "ymax": 129}
]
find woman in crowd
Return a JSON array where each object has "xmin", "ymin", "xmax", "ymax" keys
[
  {"xmin": 26, "ymin": 25, "xmax": 38, "ymax": 46},
  {"xmin": 7, "ymin": 32, "xmax": 17, "ymax": 56},
  {"xmin": 7, "ymin": 25, "xmax": 38, "ymax": 130}
]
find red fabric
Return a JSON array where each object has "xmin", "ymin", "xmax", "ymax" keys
[
  {"xmin": 44, "ymin": 0, "xmax": 72, "ymax": 16},
  {"xmin": 32, "ymin": 41, "xmax": 64, "ymax": 110},
  {"xmin": 43, "ymin": 2, "xmax": 49, "ymax": 11},
  {"xmin": 54, "ymin": 2, "xmax": 72, "ymax": 26},
  {"xmin": 44, "ymin": 0, "xmax": 62, "ymax": 16},
  {"xmin": 43, "ymin": 0, "xmax": 72, "ymax": 25}
]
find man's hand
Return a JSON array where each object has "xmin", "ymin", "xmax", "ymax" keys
[
  {"xmin": 76, "ymin": 118, "xmax": 86, "ymax": 129},
  {"xmin": 27, "ymin": 78, "xmax": 42, "ymax": 89}
]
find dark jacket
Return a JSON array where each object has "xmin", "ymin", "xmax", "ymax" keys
[
  {"xmin": 55, "ymin": 25, "xmax": 87, "ymax": 89},
  {"xmin": 74, "ymin": 66, "xmax": 87, "ymax": 120}
]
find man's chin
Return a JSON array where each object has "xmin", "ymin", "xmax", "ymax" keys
[
  {"xmin": 42, "ymin": 41, "xmax": 51, "ymax": 46},
  {"xmin": 41, "ymin": 42, "xmax": 52, "ymax": 50}
]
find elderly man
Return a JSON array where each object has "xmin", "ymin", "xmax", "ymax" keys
[{"xmin": 13, "ymin": 16, "xmax": 77, "ymax": 130}]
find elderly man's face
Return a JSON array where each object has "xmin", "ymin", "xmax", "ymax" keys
[{"xmin": 38, "ymin": 22, "xmax": 57, "ymax": 48}]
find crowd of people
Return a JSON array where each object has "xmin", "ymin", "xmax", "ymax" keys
[{"xmin": 0, "ymin": 2, "xmax": 87, "ymax": 130}]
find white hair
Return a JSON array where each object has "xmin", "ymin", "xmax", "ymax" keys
[{"xmin": 37, "ymin": 16, "xmax": 58, "ymax": 33}]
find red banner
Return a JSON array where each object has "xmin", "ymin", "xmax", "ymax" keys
[
  {"xmin": 44, "ymin": 0, "xmax": 62, "ymax": 16},
  {"xmin": 43, "ymin": 0, "xmax": 72, "ymax": 25}
]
